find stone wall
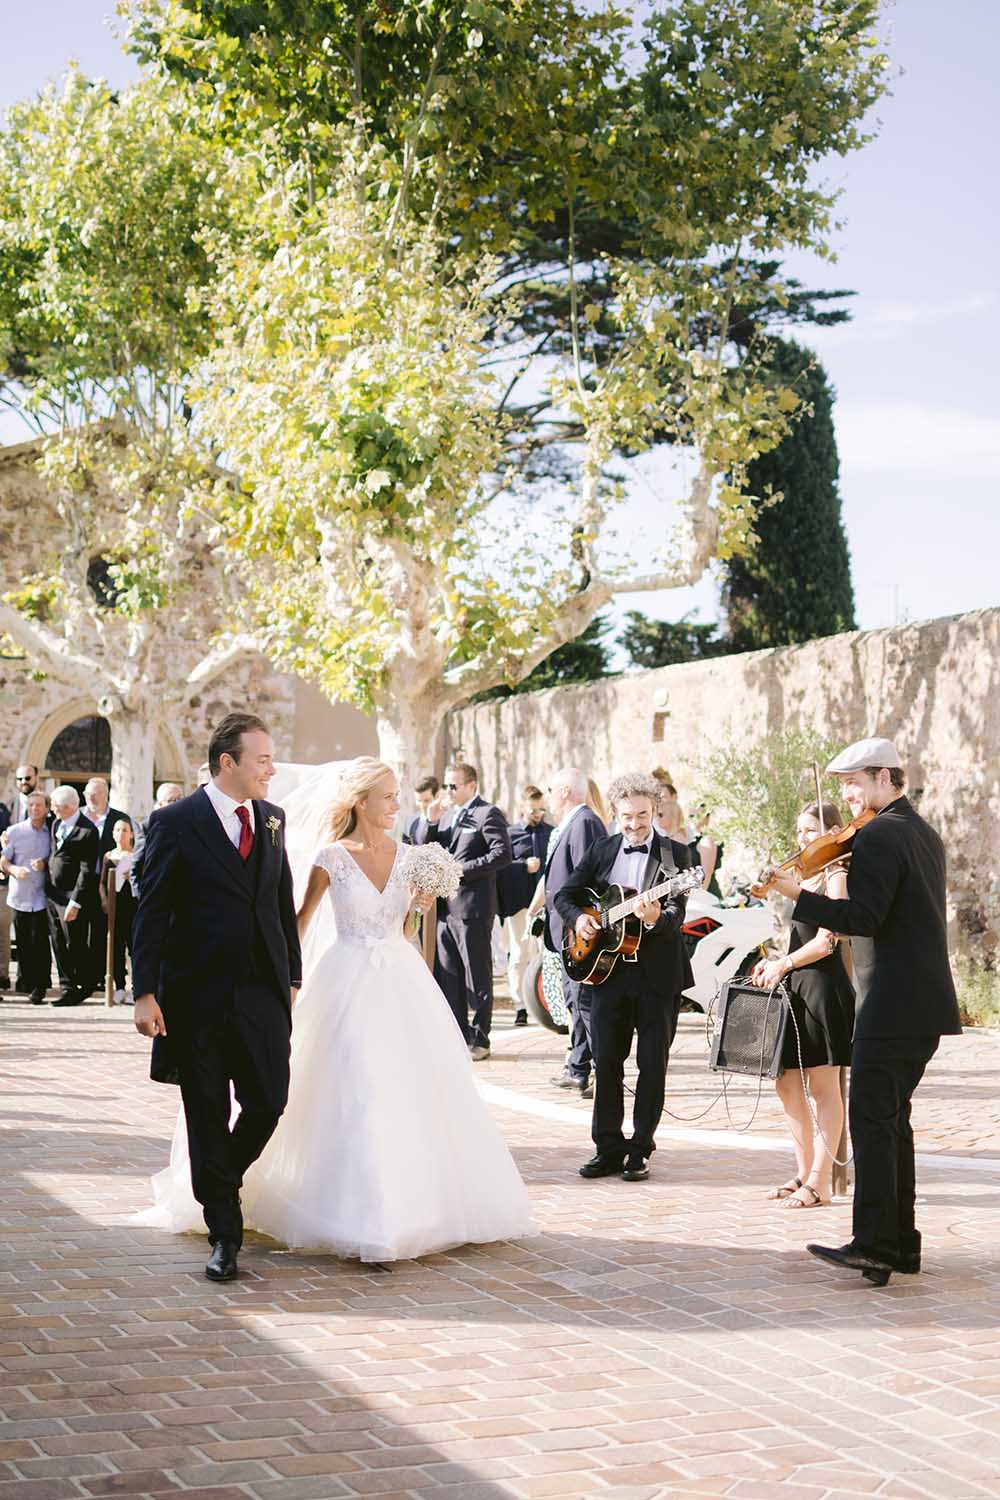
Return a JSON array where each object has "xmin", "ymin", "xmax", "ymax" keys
[{"xmin": 447, "ymin": 608, "xmax": 1000, "ymax": 963}]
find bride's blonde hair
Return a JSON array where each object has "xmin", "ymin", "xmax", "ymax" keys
[{"xmin": 324, "ymin": 757, "xmax": 397, "ymax": 842}]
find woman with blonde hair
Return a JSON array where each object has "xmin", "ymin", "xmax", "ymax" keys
[{"xmin": 143, "ymin": 756, "xmax": 533, "ymax": 1262}]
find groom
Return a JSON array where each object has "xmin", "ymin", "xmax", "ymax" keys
[{"xmin": 132, "ymin": 712, "xmax": 302, "ymax": 1282}]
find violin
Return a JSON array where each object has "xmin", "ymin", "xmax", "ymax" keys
[{"xmin": 750, "ymin": 808, "xmax": 875, "ymax": 899}]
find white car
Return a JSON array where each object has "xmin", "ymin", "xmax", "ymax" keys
[{"xmin": 521, "ymin": 887, "xmax": 774, "ymax": 1028}]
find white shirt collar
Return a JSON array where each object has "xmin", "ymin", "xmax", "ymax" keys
[
  {"xmin": 204, "ymin": 780, "xmax": 255, "ymax": 824},
  {"xmin": 557, "ymin": 801, "xmax": 585, "ymax": 833},
  {"xmin": 57, "ymin": 811, "xmax": 80, "ymax": 832}
]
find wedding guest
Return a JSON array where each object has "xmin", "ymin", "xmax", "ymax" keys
[
  {"xmin": 752, "ymin": 801, "xmax": 855, "ymax": 1210},
  {"xmin": 46, "ymin": 786, "xmax": 98, "ymax": 1007},
  {"xmin": 651, "ymin": 768, "xmax": 689, "ymax": 842},
  {"xmin": 83, "ymin": 777, "xmax": 132, "ymax": 994},
  {"xmin": 8, "ymin": 763, "xmax": 40, "ymax": 824},
  {"xmin": 497, "ymin": 785, "xmax": 554, "ymax": 1025},
  {"xmin": 543, "ymin": 767, "xmax": 606, "ymax": 1095},
  {"xmin": 0, "ymin": 798, "xmax": 9, "ymax": 992},
  {"xmin": 416, "ymin": 763, "xmax": 512, "ymax": 1060},
  {"xmin": 100, "ymin": 818, "xmax": 138, "ymax": 1005},
  {"xmin": 404, "ymin": 775, "xmax": 440, "ymax": 844},
  {"xmin": 0, "ymin": 790, "xmax": 53, "ymax": 1003},
  {"xmin": 689, "ymin": 804, "xmax": 723, "ymax": 898},
  {"xmin": 556, "ymin": 772, "xmax": 694, "ymax": 1182}
]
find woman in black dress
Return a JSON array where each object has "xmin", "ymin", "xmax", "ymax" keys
[{"xmin": 751, "ymin": 801, "xmax": 855, "ymax": 1209}]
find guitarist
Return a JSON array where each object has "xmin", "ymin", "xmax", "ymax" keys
[{"xmin": 555, "ymin": 773, "xmax": 694, "ymax": 1183}]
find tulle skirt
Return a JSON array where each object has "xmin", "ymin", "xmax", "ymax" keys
[{"xmin": 139, "ymin": 932, "xmax": 535, "ymax": 1262}]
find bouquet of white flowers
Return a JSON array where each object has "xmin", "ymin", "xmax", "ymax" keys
[{"xmin": 399, "ymin": 841, "xmax": 463, "ymax": 901}]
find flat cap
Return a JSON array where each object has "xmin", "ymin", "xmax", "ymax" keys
[{"xmin": 826, "ymin": 736, "xmax": 902, "ymax": 774}]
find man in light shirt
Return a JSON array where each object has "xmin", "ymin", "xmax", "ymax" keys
[{"xmin": 1, "ymin": 790, "xmax": 53, "ymax": 1002}]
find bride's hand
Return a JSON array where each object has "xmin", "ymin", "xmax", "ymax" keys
[{"xmin": 411, "ymin": 891, "xmax": 434, "ymax": 914}]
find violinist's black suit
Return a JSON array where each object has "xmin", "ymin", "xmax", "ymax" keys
[
  {"xmin": 131, "ymin": 788, "xmax": 302, "ymax": 1248},
  {"xmin": 795, "ymin": 796, "xmax": 961, "ymax": 1268},
  {"xmin": 556, "ymin": 832, "xmax": 693, "ymax": 1161}
]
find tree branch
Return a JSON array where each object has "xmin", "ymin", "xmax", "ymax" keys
[
  {"xmin": 185, "ymin": 633, "xmax": 261, "ymax": 691},
  {"xmin": 0, "ymin": 601, "xmax": 106, "ymax": 690}
]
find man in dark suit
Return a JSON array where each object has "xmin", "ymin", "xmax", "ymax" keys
[
  {"xmin": 767, "ymin": 736, "xmax": 962, "ymax": 1286},
  {"xmin": 403, "ymin": 775, "xmax": 440, "ymax": 844},
  {"xmin": 415, "ymin": 762, "xmax": 511, "ymax": 1059},
  {"xmin": 132, "ymin": 712, "xmax": 302, "ymax": 1283},
  {"xmin": 497, "ymin": 785, "xmax": 554, "ymax": 1024},
  {"xmin": 543, "ymin": 768, "xmax": 607, "ymax": 1093},
  {"xmin": 46, "ymin": 785, "xmax": 100, "ymax": 1007},
  {"xmin": 556, "ymin": 772, "xmax": 693, "ymax": 1182},
  {"xmin": 82, "ymin": 777, "xmax": 132, "ymax": 994}
]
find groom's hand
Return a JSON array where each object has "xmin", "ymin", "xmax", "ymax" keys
[{"xmin": 134, "ymin": 994, "xmax": 167, "ymax": 1037}]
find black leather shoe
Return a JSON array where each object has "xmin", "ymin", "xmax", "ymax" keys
[
  {"xmin": 807, "ymin": 1241, "xmax": 894, "ymax": 1286},
  {"xmin": 581, "ymin": 1082, "xmax": 594, "ymax": 1100},
  {"xmin": 51, "ymin": 989, "xmax": 84, "ymax": 1007},
  {"xmin": 29, "ymin": 989, "xmax": 46, "ymax": 1005},
  {"xmin": 513, "ymin": 1009, "xmax": 528, "ymax": 1026},
  {"xmin": 579, "ymin": 1154, "xmax": 625, "ymax": 1179},
  {"xmin": 552, "ymin": 1071, "xmax": 587, "ymax": 1091},
  {"xmin": 892, "ymin": 1251, "xmax": 921, "ymax": 1275},
  {"xmin": 622, "ymin": 1155, "xmax": 649, "ymax": 1182},
  {"xmin": 206, "ymin": 1240, "xmax": 239, "ymax": 1281}
]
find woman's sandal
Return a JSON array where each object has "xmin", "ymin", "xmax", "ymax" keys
[
  {"xmin": 779, "ymin": 1183, "xmax": 827, "ymax": 1210},
  {"xmin": 766, "ymin": 1177, "xmax": 802, "ymax": 1201}
]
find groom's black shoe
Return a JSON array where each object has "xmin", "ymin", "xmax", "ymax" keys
[
  {"xmin": 807, "ymin": 1241, "xmax": 894, "ymax": 1287},
  {"xmin": 579, "ymin": 1153, "xmax": 625, "ymax": 1179},
  {"xmin": 206, "ymin": 1240, "xmax": 239, "ymax": 1282}
]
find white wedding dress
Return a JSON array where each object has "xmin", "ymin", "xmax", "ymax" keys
[{"xmin": 139, "ymin": 828, "xmax": 534, "ymax": 1263}]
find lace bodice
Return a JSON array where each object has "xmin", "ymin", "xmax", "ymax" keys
[{"xmin": 314, "ymin": 841, "xmax": 411, "ymax": 943}]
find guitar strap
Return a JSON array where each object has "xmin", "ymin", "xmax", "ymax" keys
[{"xmin": 645, "ymin": 832, "xmax": 677, "ymax": 893}]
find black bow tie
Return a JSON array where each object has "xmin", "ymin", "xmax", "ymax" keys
[{"xmin": 624, "ymin": 843, "xmax": 649, "ymax": 855}]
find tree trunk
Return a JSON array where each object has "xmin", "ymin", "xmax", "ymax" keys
[
  {"xmin": 104, "ymin": 703, "xmax": 157, "ymax": 819},
  {"xmin": 374, "ymin": 689, "xmax": 445, "ymax": 810}
]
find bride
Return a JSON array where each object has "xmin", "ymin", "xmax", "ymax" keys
[{"xmin": 141, "ymin": 757, "xmax": 534, "ymax": 1262}]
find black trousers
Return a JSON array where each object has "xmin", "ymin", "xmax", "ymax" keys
[
  {"xmin": 589, "ymin": 979, "xmax": 681, "ymax": 1159},
  {"xmin": 47, "ymin": 898, "xmax": 91, "ymax": 994},
  {"xmin": 849, "ymin": 1036, "xmax": 938, "ymax": 1264},
  {"xmin": 13, "ymin": 908, "xmax": 52, "ymax": 992},
  {"xmin": 175, "ymin": 986, "xmax": 292, "ymax": 1246},
  {"xmin": 88, "ymin": 905, "xmax": 109, "ymax": 991},
  {"xmin": 435, "ymin": 913, "xmax": 493, "ymax": 1048},
  {"xmin": 109, "ymin": 884, "xmax": 136, "ymax": 990},
  {"xmin": 563, "ymin": 973, "xmax": 592, "ymax": 1081}
]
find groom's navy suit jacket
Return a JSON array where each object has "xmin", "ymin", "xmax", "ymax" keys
[{"xmin": 132, "ymin": 787, "xmax": 302, "ymax": 1016}]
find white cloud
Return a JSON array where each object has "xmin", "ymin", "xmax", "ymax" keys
[{"xmin": 835, "ymin": 400, "xmax": 1000, "ymax": 480}]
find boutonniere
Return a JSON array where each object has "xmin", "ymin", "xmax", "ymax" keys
[{"xmin": 266, "ymin": 815, "xmax": 281, "ymax": 847}]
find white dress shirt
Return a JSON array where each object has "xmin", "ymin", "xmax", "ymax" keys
[
  {"xmin": 54, "ymin": 811, "xmax": 83, "ymax": 913},
  {"xmin": 204, "ymin": 780, "xmax": 256, "ymax": 849},
  {"xmin": 607, "ymin": 835, "xmax": 656, "ymax": 892}
]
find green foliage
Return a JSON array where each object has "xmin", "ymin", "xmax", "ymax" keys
[
  {"xmin": 475, "ymin": 616, "xmax": 613, "ymax": 700},
  {"xmin": 954, "ymin": 957, "xmax": 1000, "ymax": 1028},
  {"xmin": 618, "ymin": 609, "xmax": 727, "ymax": 669},
  {"xmin": 721, "ymin": 339, "xmax": 856, "ymax": 650},
  {"xmin": 1, "ymin": 574, "xmax": 61, "ymax": 624},
  {"xmin": 695, "ymin": 726, "xmax": 845, "ymax": 865}
]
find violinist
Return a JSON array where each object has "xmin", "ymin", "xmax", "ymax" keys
[
  {"xmin": 752, "ymin": 801, "xmax": 855, "ymax": 1211},
  {"xmin": 763, "ymin": 737, "xmax": 961, "ymax": 1287}
]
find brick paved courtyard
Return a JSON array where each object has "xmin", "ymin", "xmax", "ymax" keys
[{"xmin": 2, "ymin": 997, "xmax": 1000, "ymax": 1500}]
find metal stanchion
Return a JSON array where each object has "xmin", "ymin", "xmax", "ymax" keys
[
  {"xmin": 832, "ymin": 1065, "xmax": 850, "ymax": 1196},
  {"xmin": 104, "ymin": 877, "xmax": 116, "ymax": 1008}
]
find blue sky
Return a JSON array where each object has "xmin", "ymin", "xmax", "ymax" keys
[{"xmin": 2, "ymin": 1, "xmax": 997, "ymax": 636}]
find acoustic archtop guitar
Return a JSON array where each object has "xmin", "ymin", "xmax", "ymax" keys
[{"xmin": 562, "ymin": 866, "xmax": 704, "ymax": 985}]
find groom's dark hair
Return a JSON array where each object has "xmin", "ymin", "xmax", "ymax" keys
[{"xmin": 208, "ymin": 711, "xmax": 270, "ymax": 775}]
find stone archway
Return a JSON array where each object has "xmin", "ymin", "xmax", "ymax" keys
[{"xmin": 24, "ymin": 699, "xmax": 188, "ymax": 797}]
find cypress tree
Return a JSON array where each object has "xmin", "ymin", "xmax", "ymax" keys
[{"xmin": 722, "ymin": 339, "xmax": 856, "ymax": 650}]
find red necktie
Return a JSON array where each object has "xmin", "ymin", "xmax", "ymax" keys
[{"xmin": 235, "ymin": 805, "xmax": 254, "ymax": 860}]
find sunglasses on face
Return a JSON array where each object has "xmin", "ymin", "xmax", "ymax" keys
[
  {"xmin": 16, "ymin": 776, "xmax": 33, "ymax": 782},
  {"xmin": 443, "ymin": 782, "xmax": 458, "ymax": 791}
]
